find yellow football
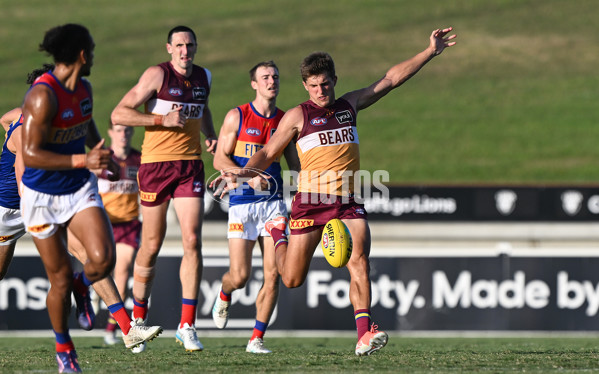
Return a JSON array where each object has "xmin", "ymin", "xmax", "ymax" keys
[{"xmin": 321, "ymin": 218, "xmax": 353, "ymax": 268}]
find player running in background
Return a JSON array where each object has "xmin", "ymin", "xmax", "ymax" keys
[
  {"xmin": 212, "ymin": 27, "xmax": 457, "ymax": 356},
  {"xmin": 111, "ymin": 25, "xmax": 217, "ymax": 352},
  {"xmin": 96, "ymin": 122, "xmax": 143, "ymax": 348},
  {"xmin": 20, "ymin": 24, "xmax": 161, "ymax": 372},
  {"xmin": 211, "ymin": 61, "xmax": 299, "ymax": 353}
]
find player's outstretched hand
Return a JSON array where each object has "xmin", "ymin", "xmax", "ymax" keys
[{"xmin": 430, "ymin": 27, "xmax": 457, "ymax": 56}]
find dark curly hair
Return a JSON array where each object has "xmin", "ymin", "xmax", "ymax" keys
[{"xmin": 39, "ymin": 24, "xmax": 93, "ymax": 64}]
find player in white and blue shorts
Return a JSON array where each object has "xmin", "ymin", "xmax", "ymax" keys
[{"xmin": 210, "ymin": 61, "xmax": 300, "ymax": 354}]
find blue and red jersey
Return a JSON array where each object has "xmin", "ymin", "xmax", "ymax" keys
[
  {"xmin": 0, "ymin": 115, "xmax": 22, "ymax": 209},
  {"xmin": 21, "ymin": 72, "xmax": 92, "ymax": 194},
  {"xmin": 229, "ymin": 102, "xmax": 284, "ymax": 205}
]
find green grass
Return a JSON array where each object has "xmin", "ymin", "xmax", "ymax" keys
[
  {"xmin": 1, "ymin": 0, "xmax": 598, "ymax": 184},
  {"xmin": 2, "ymin": 336, "xmax": 599, "ymax": 373}
]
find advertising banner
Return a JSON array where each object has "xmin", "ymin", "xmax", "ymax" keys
[
  {"xmin": 3, "ymin": 252, "xmax": 599, "ymax": 331},
  {"xmin": 203, "ymin": 186, "xmax": 599, "ymax": 222}
]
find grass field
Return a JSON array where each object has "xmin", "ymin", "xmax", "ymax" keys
[
  {"xmin": 1, "ymin": 0, "xmax": 597, "ymax": 184},
  {"xmin": 2, "ymin": 336, "xmax": 599, "ymax": 373}
]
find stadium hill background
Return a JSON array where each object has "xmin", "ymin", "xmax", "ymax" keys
[{"xmin": 0, "ymin": 0, "xmax": 597, "ymax": 185}]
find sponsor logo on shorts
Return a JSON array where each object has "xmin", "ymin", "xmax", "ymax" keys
[
  {"xmin": 169, "ymin": 87, "xmax": 183, "ymax": 96},
  {"xmin": 229, "ymin": 223, "xmax": 244, "ymax": 232},
  {"xmin": 335, "ymin": 110, "xmax": 353, "ymax": 124},
  {"xmin": 140, "ymin": 190, "xmax": 157, "ymax": 202},
  {"xmin": 355, "ymin": 208, "xmax": 366, "ymax": 215},
  {"xmin": 289, "ymin": 219, "xmax": 314, "ymax": 229},
  {"xmin": 0, "ymin": 234, "xmax": 16, "ymax": 242},
  {"xmin": 310, "ymin": 117, "xmax": 327, "ymax": 126},
  {"xmin": 193, "ymin": 181, "xmax": 203, "ymax": 193},
  {"xmin": 27, "ymin": 224, "xmax": 51, "ymax": 233},
  {"xmin": 246, "ymin": 128, "xmax": 261, "ymax": 136}
]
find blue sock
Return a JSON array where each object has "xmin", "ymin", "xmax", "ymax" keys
[
  {"xmin": 54, "ymin": 330, "xmax": 71, "ymax": 344},
  {"xmin": 107, "ymin": 302, "xmax": 125, "ymax": 314}
]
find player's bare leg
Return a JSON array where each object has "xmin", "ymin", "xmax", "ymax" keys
[
  {"xmin": 67, "ymin": 208, "xmax": 116, "ymax": 331},
  {"xmin": 342, "ymin": 218, "xmax": 371, "ymax": 310},
  {"xmin": 68, "ymin": 207, "xmax": 115, "ymax": 282},
  {"xmin": 213, "ymin": 239, "xmax": 254, "ymax": 329},
  {"xmin": 274, "ymin": 230, "xmax": 320, "ymax": 288},
  {"xmin": 33, "ymin": 228, "xmax": 73, "ymax": 335},
  {"xmin": 221, "ymin": 238, "xmax": 254, "ymax": 293},
  {"xmin": 68, "ymin": 229, "xmax": 162, "ymax": 348},
  {"xmin": 255, "ymin": 237, "xmax": 279, "ymax": 325},
  {"xmin": 172, "ymin": 197, "xmax": 204, "ymax": 351},
  {"xmin": 342, "ymin": 218, "xmax": 387, "ymax": 356},
  {"xmin": 133, "ymin": 202, "xmax": 169, "ymax": 304},
  {"xmin": 0, "ymin": 242, "xmax": 16, "ymax": 280},
  {"xmin": 114, "ymin": 243, "xmax": 136, "ymax": 299},
  {"xmin": 245, "ymin": 237, "xmax": 281, "ymax": 354}
]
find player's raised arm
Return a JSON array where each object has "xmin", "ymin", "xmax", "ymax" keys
[{"xmin": 343, "ymin": 27, "xmax": 457, "ymax": 112}]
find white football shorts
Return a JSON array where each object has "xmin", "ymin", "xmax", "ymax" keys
[
  {"xmin": 0, "ymin": 206, "xmax": 26, "ymax": 245},
  {"xmin": 20, "ymin": 174, "xmax": 104, "ymax": 239},
  {"xmin": 227, "ymin": 199, "xmax": 287, "ymax": 240}
]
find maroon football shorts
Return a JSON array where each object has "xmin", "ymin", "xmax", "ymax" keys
[
  {"xmin": 138, "ymin": 159, "xmax": 205, "ymax": 207},
  {"xmin": 289, "ymin": 192, "xmax": 367, "ymax": 235},
  {"xmin": 111, "ymin": 219, "xmax": 142, "ymax": 249}
]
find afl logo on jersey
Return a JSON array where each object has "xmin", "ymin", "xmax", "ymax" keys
[
  {"xmin": 61, "ymin": 109, "xmax": 75, "ymax": 121},
  {"xmin": 310, "ymin": 117, "xmax": 328, "ymax": 126},
  {"xmin": 169, "ymin": 88, "xmax": 183, "ymax": 97},
  {"xmin": 246, "ymin": 128, "xmax": 261, "ymax": 136}
]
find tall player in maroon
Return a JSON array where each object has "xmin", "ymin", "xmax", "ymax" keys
[
  {"xmin": 212, "ymin": 28, "xmax": 457, "ymax": 356},
  {"xmin": 111, "ymin": 25, "xmax": 217, "ymax": 352}
]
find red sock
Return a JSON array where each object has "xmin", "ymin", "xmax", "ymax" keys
[
  {"xmin": 56, "ymin": 341, "xmax": 75, "ymax": 352},
  {"xmin": 111, "ymin": 308, "xmax": 132, "ymax": 335},
  {"xmin": 250, "ymin": 320, "xmax": 268, "ymax": 341},
  {"xmin": 180, "ymin": 298, "xmax": 197, "ymax": 328},
  {"xmin": 270, "ymin": 227, "xmax": 288, "ymax": 251},
  {"xmin": 54, "ymin": 330, "xmax": 75, "ymax": 352},
  {"xmin": 354, "ymin": 309, "xmax": 371, "ymax": 339},
  {"xmin": 133, "ymin": 298, "xmax": 148, "ymax": 321},
  {"xmin": 250, "ymin": 328, "xmax": 265, "ymax": 341},
  {"xmin": 219, "ymin": 289, "xmax": 231, "ymax": 302}
]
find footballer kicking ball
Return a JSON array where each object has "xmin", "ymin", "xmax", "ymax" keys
[{"xmin": 321, "ymin": 218, "xmax": 353, "ymax": 268}]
